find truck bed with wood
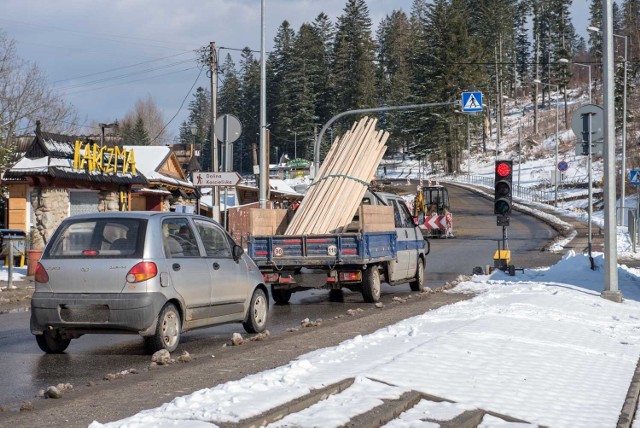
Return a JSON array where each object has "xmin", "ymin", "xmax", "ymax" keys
[{"xmin": 247, "ymin": 192, "xmax": 429, "ymax": 304}]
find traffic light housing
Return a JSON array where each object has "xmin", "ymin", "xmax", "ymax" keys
[{"xmin": 494, "ymin": 160, "xmax": 513, "ymax": 216}]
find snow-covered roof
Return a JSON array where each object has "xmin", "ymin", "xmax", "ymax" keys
[
  {"xmin": 269, "ymin": 179, "xmax": 300, "ymax": 195},
  {"xmin": 124, "ymin": 145, "xmax": 193, "ymax": 189}
]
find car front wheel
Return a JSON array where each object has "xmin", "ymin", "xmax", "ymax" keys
[
  {"xmin": 410, "ymin": 258, "xmax": 425, "ymax": 292},
  {"xmin": 243, "ymin": 288, "xmax": 268, "ymax": 333}
]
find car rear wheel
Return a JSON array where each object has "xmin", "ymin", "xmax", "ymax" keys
[
  {"xmin": 362, "ymin": 266, "xmax": 381, "ymax": 303},
  {"xmin": 271, "ymin": 286, "xmax": 292, "ymax": 305},
  {"xmin": 35, "ymin": 330, "xmax": 71, "ymax": 354},
  {"xmin": 410, "ymin": 258, "xmax": 425, "ymax": 292},
  {"xmin": 145, "ymin": 303, "xmax": 181, "ymax": 353},
  {"xmin": 243, "ymin": 288, "xmax": 268, "ymax": 333}
]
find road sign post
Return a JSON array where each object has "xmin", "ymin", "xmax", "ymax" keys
[
  {"xmin": 193, "ymin": 172, "xmax": 241, "ymax": 187},
  {"xmin": 461, "ymin": 92, "xmax": 483, "ymax": 113}
]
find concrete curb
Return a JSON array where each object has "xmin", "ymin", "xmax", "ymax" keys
[
  {"xmin": 231, "ymin": 378, "xmax": 355, "ymax": 428},
  {"xmin": 618, "ymin": 356, "xmax": 640, "ymax": 427}
]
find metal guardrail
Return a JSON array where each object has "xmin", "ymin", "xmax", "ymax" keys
[{"xmin": 443, "ymin": 174, "xmax": 555, "ymax": 203}]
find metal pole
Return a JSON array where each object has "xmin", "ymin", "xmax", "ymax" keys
[
  {"xmin": 518, "ymin": 127, "xmax": 521, "ymax": 188},
  {"xmin": 210, "ymin": 42, "xmax": 219, "ymax": 221},
  {"xmin": 554, "ymin": 85, "xmax": 559, "ymax": 207},
  {"xmin": 620, "ymin": 35, "xmax": 628, "ymax": 225},
  {"xmin": 259, "ymin": 0, "xmax": 268, "ymax": 208},
  {"xmin": 601, "ymin": 0, "xmax": 621, "ymax": 301},
  {"xmin": 7, "ymin": 237, "xmax": 13, "ymax": 290},
  {"xmin": 588, "ymin": 65, "xmax": 592, "ymax": 103},
  {"xmin": 466, "ymin": 114, "xmax": 470, "ymax": 175},
  {"xmin": 223, "ymin": 117, "xmax": 229, "ymax": 230},
  {"xmin": 588, "ymin": 113, "xmax": 594, "ymax": 269},
  {"xmin": 294, "ymin": 132, "xmax": 297, "ymax": 160}
]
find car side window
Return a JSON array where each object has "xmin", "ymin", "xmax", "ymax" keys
[
  {"xmin": 194, "ymin": 219, "xmax": 231, "ymax": 257},
  {"xmin": 391, "ymin": 200, "xmax": 414, "ymax": 228},
  {"xmin": 397, "ymin": 200, "xmax": 416, "ymax": 228},
  {"xmin": 390, "ymin": 201, "xmax": 403, "ymax": 228},
  {"xmin": 162, "ymin": 218, "xmax": 200, "ymax": 258}
]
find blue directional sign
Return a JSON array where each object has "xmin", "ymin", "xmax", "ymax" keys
[
  {"xmin": 461, "ymin": 91, "xmax": 483, "ymax": 113},
  {"xmin": 630, "ymin": 169, "xmax": 640, "ymax": 185}
]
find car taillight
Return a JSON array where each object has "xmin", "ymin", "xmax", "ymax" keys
[
  {"xmin": 34, "ymin": 262, "xmax": 49, "ymax": 283},
  {"xmin": 339, "ymin": 271, "xmax": 362, "ymax": 281},
  {"xmin": 126, "ymin": 262, "xmax": 157, "ymax": 283}
]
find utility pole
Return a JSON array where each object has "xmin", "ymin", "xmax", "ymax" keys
[
  {"xmin": 209, "ymin": 41, "xmax": 219, "ymax": 221},
  {"xmin": 259, "ymin": 0, "xmax": 268, "ymax": 208},
  {"xmin": 601, "ymin": 0, "xmax": 621, "ymax": 302},
  {"xmin": 533, "ymin": 32, "xmax": 539, "ymax": 135}
]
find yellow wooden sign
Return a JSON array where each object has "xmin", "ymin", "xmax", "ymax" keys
[{"xmin": 73, "ymin": 140, "xmax": 137, "ymax": 174}]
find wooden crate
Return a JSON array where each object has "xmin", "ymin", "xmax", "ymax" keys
[
  {"xmin": 249, "ymin": 208, "xmax": 290, "ymax": 236},
  {"xmin": 360, "ymin": 205, "xmax": 395, "ymax": 232}
]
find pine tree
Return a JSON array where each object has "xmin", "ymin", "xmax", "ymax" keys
[
  {"xmin": 267, "ymin": 21, "xmax": 296, "ymax": 158},
  {"xmin": 312, "ymin": 13, "xmax": 336, "ymax": 127},
  {"xmin": 125, "ymin": 115, "xmax": 150, "ymax": 146},
  {"xmin": 332, "ymin": 0, "xmax": 377, "ymax": 116},
  {"xmin": 514, "ymin": 1, "xmax": 531, "ymax": 98},
  {"xmin": 183, "ymin": 87, "xmax": 211, "ymax": 170},
  {"xmin": 622, "ymin": 0, "xmax": 640, "ymax": 64},
  {"xmin": 218, "ymin": 54, "xmax": 244, "ymax": 171},
  {"xmin": 376, "ymin": 10, "xmax": 412, "ymax": 154},
  {"xmin": 238, "ymin": 47, "xmax": 261, "ymax": 173},
  {"xmin": 287, "ymin": 23, "xmax": 326, "ymax": 160}
]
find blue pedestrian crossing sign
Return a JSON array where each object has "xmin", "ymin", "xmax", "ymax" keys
[
  {"xmin": 630, "ymin": 169, "xmax": 640, "ymax": 185},
  {"xmin": 461, "ymin": 91, "xmax": 483, "ymax": 113}
]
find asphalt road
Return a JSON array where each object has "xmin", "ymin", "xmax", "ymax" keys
[{"xmin": 0, "ymin": 184, "xmax": 561, "ymax": 410}]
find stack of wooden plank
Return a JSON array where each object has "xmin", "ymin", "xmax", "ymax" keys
[{"xmin": 285, "ymin": 116, "xmax": 389, "ymax": 235}]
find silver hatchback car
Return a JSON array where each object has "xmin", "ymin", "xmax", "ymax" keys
[{"xmin": 31, "ymin": 212, "xmax": 269, "ymax": 354}]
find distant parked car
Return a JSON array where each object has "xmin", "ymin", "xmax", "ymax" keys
[{"xmin": 30, "ymin": 212, "xmax": 268, "ymax": 354}]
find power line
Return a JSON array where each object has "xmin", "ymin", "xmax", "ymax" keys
[
  {"xmin": 149, "ymin": 65, "xmax": 206, "ymax": 144},
  {"xmin": 61, "ymin": 66, "xmax": 201, "ymax": 96},
  {"xmin": 54, "ymin": 58, "xmax": 198, "ymax": 92},
  {"xmin": 50, "ymin": 50, "xmax": 196, "ymax": 85}
]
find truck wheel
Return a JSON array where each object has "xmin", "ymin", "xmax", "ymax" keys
[
  {"xmin": 145, "ymin": 303, "xmax": 181, "ymax": 353},
  {"xmin": 329, "ymin": 289, "xmax": 344, "ymax": 302},
  {"xmin": 362, "ymin": 266, "xmax": 381, "ymax": 303},
  {"xmin": 271, "ymin": 285, "xmax": 292, "ymax": 305},
  {"xmin": 410, "ymin": 258, "xmax": 425, "ymax": 292},
  {"xmin": 243, "ymin": 288, "xmax": 268, "ymax": 334},
  {"xmin": 35, "ymin": 330, "xmax": 71, "ymax": 354}
]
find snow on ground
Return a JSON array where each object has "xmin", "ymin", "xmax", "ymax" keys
[
  {"xmin": 91, "ymin": 252, "xmax": 640, "ymax": 428},
  {"xmin": 0, "ymin": 266, "xmax": 26, "ymax": 287}
]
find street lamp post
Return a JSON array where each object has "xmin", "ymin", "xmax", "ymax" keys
[
  {"xmin": 589, "ymin": 26, "xmax": 628, "ymax": 225},
  {"xmin": 288, "ymin": 129, "xmax": 297, "ymax": 160},
  {"xmin": 534, "ymin": 79, "xmax": 560, "ymax": 206},
  {"xmin": 559, "ymin": 59, "xmax": 591, "ymax": 103},
  {"xmin": 99, "ymin": 122, "xmax": 118, "ymax": 147},
  {"xmin": 558, "ymin": 59, "xmax": 595, "ymax": 264}
]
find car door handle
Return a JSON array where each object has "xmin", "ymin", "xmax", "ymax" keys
[
  {"xmin": 172, "ymin": 263, "xmax": 181, "ymax": 271},
  {"xmin": 212, "ymin": 262, "xmax": 220, "ymax": 270}
]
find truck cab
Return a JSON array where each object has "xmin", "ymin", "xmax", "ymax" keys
[{"xmin": 357, "ymin": 191, "xmax": 426, "ymax": 284}]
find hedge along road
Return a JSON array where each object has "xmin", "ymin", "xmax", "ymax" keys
[{"xmin": 0, "ymin": 184, "xmax": 561, "ymax": 412}]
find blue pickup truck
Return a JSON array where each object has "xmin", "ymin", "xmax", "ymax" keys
[{"xmin": 248, "ymin": 191, "xmax": 429, "ymax": 304}]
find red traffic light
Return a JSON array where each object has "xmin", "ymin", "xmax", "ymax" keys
[{"xmin": 496, "ymin": 162, "xmax": 511, "ymax": 177}]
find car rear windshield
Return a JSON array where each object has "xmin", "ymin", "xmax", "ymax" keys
[{"xmin": 44, "ymin": 218, "xmax": 147, "ymax": 259}]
